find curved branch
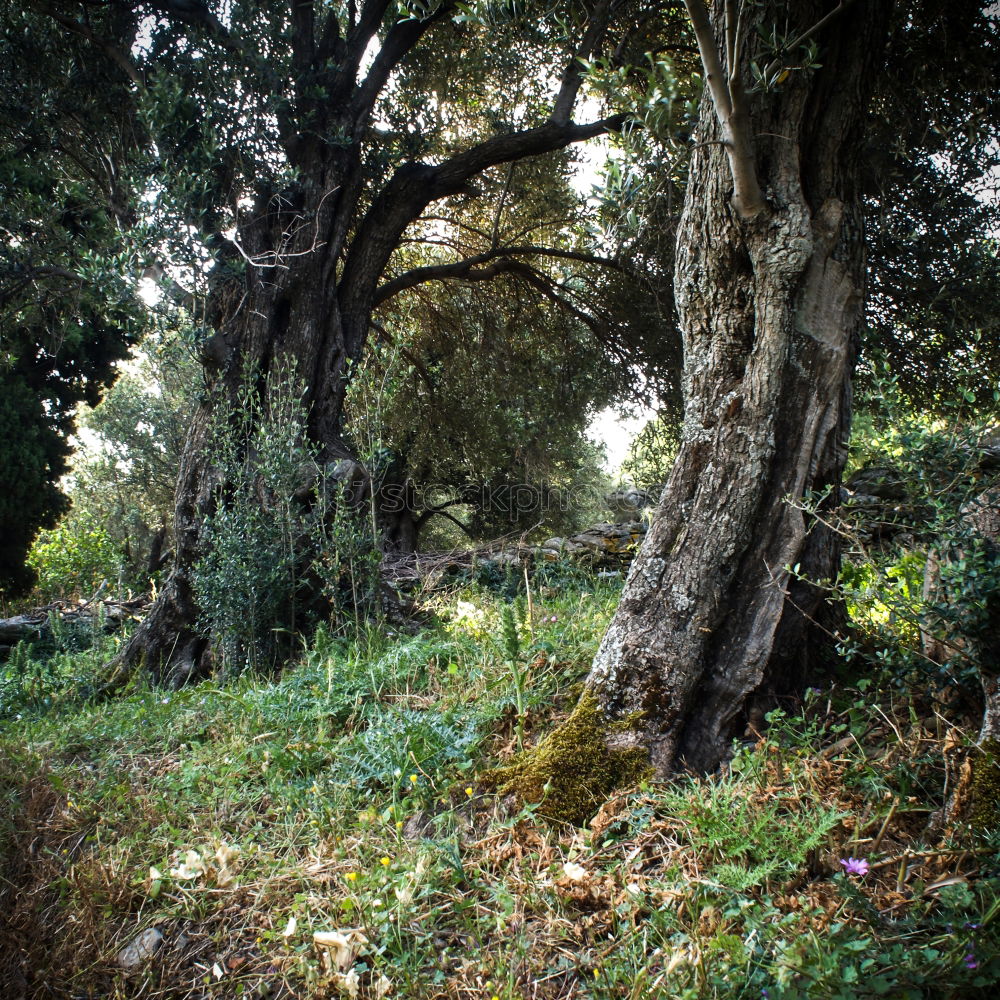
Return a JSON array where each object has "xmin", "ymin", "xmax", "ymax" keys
[
  {"xmin": 339, "ymin": 113, "xmax": 628, "ymax": 351},
  {"xmin": 373, "ymin": 244, "xmax": 620, "ymax": 306},
  {"xmin": 416, "ymin": 505, "xmax": 476, "ymax": 539},
  {"xmin": 352, "ymin": 4, "xmax": 455, "ymax": 129},
  {"xmin": 684, "ymin": 0, "xmax": 765, "ymax": 219}
]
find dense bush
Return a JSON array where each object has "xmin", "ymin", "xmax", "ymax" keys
[
  {"xmin": 192, "ymin": 366, "xmax": 380, "ymax": 675},
  {"xmin": 26, "ymin": 513, "xmax": 124, "ymax": 602},
  {"xmin": 801, "ymin": 374, "xmax": 1000, "ymax": 713}
]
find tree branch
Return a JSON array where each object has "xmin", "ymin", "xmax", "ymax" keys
[
  {"xmin": 291, "ymin": 0, "xmax": 315, "ymax": 71},
  {"xmin": 142, "ymin": 262, "xmax": 197, "ymax": 312},
  {"xmin": 684, "ymin": 0, "xmax": 765, "ymax": 219},
  {"xmin": 373, "ymin": 245, "xmax": 621, "ymax": 306},
  {"xmin": 48, "ymin": 11, "xmax": 145, "ymax": 88},
  {"xmin": 339, "ymin": 113, "xmax": 627, "ymax": 352},
  {"xmin": 759, "ymin": 0, "xmax": 859, "ymax": 82},
  {"xmin": 550, "ymin": 0, "xmax": 613, "ymax": 125},
  {"xmin": 148, "ymin": 1, "xmax": 231, "ymax": 41},
  {"xmin": 416, "ymin": 506, "xmax": 476, "ymax": 539},
  {"xmin": 431, "ymin": 115, "xmax": 629, "ymax": 197},
  {"xmin": 352, "ymin": 4, "xmax": 454, "ymax": 129}
]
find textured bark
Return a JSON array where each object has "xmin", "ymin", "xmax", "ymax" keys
[{"xmin": 588, "ymin": 0, "xmax": 891, "ymax": 773}]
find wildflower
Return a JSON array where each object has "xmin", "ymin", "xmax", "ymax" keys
[
  {"xmin": 562, "ymin": 861, "xmax": 587, "ymax": 882},
  {"xmin": 549, "ymin": 615, "xmax": 557, "ymax": 622},
  {"xmin": 395, "ymin": 820, "xmax": 403, "ymax": 830},
  {"xmin": 346, "ymin": 872, "xmax": 358, "ymax": 882},
  {"xmin": 409, "ymin": 774, "xmax": 418, "ymax": 784},
  {"xmin": 380, "ymin": 856, "xmax": 391, "ymax": 867},
  {"xmin": 465, "ymin": 786, "xmax": 474, "ymax": 797},
  {"xmin": 839, "ymin": 857, "xmax": 870, "ymax": 876},
  {"xmin": 964, "ymin": 952, "xmax": 978, "ymax": 970}
]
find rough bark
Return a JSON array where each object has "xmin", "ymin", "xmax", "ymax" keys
[
  {"xmin": 102, "ymin": 1, "xmax": 624, "ymax": 685},
  {"xmin": 588, "ymin": 0, "xmax": 891, "ymax": 773}
]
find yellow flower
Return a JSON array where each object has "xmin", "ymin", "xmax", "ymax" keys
[
  {"xmin": 409, "ymin": 774, "xmax": 418, "ymax": 784},
  {"xmin": 593, "ymin": 968, "xmax": 600, "ymax": 979},
  {"xmin": 380, "ymin": 856, "xmax": 391, "ymax": 867},
  {"xmin": 346, "ymin": 872, "xmax": 358, "ymax": 882},
  {"xmin": 395, "ymin": 820, "xmax": 403, "ymax": 830},
  {"xmin": 465, "ymin": 787, "xmax": 473, "ymax": 797}
]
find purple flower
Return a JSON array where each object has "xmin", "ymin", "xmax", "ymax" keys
[
  {"xmin": 839, "ymin": 857, "xmax": 870, "ymax": 876},
  {"xmin": 964, "ymin": 952, "xmax": 978, "ymax": 970}
]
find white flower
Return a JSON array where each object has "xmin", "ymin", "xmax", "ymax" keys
[
  {"xmin": 313, "ymin": 929, "xmax": 368, "ymax": 971},
  {"xmin": 562, "ymin": 861, "xmax": 587, "ymax": 882},
  {"xmin": 169, "ymin": 849, "xmax": 206, "ymax": 880},
  {"xmin": 331, "ymin": 968, "xmax": 361, "ymax": 997}
]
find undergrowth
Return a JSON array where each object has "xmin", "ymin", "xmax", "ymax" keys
[{"xmin": 1, "ymin": 573, "xmax": 999, "ymax": 998}]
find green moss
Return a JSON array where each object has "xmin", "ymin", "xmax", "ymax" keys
[
  {"xmin": 484, "ymin": 690, "xmax": 651, "ymax": 825},
  {"xmin": 970, "ymin": 739, "xmax": 1000, "ymax": 835}
]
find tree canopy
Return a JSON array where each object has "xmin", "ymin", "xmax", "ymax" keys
[{"xmin": 0, "ymin": 1, "xmax": 143, "ymax": 597}]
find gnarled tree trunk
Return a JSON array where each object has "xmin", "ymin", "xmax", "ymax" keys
[
  {"xmin": 101, "ymin": 1, "xmax": 625, "ymax": 686},
  {"xmin": 588, "ymin": 0, "xmax": 891, "ymax": 773}
]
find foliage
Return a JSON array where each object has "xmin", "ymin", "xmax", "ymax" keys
[
  {"xmin": 862, "ymin": 0, "xmax": 1000, "ymax": 409},
  {"xmin": 26, "ymin": 514, "xmax": 124, "ymax": 603},
  {"xmin": 0, "ymin": 609, "xmax": 128, "ymax": 720},
  {"xmin": 357, "ymin": 267, "xmax": 620, "ymax": 548},
  {"xmin": 192, "ymin": 366, "xmax": 378, "ymax": 675},
  {"xmin": 811, "ymin": 369, "xmax": 1000, "ymax": 705},
  {"xmin": 619, "ymin": 409, "xmax": 680, "ymax": 489},
  {"xmin": 0, "ymin": 1, "xmax": 144, "ymax": 598},
  {"xmin": 72, "ymin": 323, "xmax": 201, "ymax": 585},
  {"xmin": 655, "ymin": 766, "xmax": 841, "ymax": 891}
]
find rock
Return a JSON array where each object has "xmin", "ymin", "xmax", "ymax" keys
[
  {"xmin": 605, "ymin": 488, "xmax": 656, "ymax": 522},
  {"xmin": 0, "ymin": 615, "xmax": 47, "ymax": 646},
  {"xmin": 117, "ymin": 927, "xmax": 164, "ymax": 969},
  {"xmin": 539, "ymin": 522, "xmax": 646, "ymax": 566},
  {"xmin": 845, "ymin": 466, "xmax": 907, "ymax": 500}
]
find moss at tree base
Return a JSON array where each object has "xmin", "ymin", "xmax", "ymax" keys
[{"xmin": 484, "ymin": 690, "xmax": 651, "ymax": 826}]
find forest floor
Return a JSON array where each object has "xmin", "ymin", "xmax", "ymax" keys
[{"xmin": 1, "ymin": 568, "xmax": 999, "ymax": 999}]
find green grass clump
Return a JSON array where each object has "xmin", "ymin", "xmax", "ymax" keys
[{"xmin": 655, "ymin": 769, "xmax": 841, "ymax": 890}]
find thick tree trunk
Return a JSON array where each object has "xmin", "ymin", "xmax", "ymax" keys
[
  {"xmin": 588, "ymin": 0, "xmax": 890, "ymax": 773},
  {"xmin": 109, "ymin": 163, "xmax": 360, "ymax": 685}
]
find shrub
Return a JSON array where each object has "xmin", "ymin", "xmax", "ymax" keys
[
  {"xmin": 27, "ymin": 513, "xmax": 124, "ymax": 601},
  {"xmin": 799, "ymin": 370, "xmax": 1000, "ymax": 707},
  {"xmin": 192, "ymin": 366, "xmax": 379, "ymax": 675}
]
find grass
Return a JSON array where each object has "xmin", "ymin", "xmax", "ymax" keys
[{"xmin": 1, "ymin": 569, "xmax": 999, "ymax": 999}]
